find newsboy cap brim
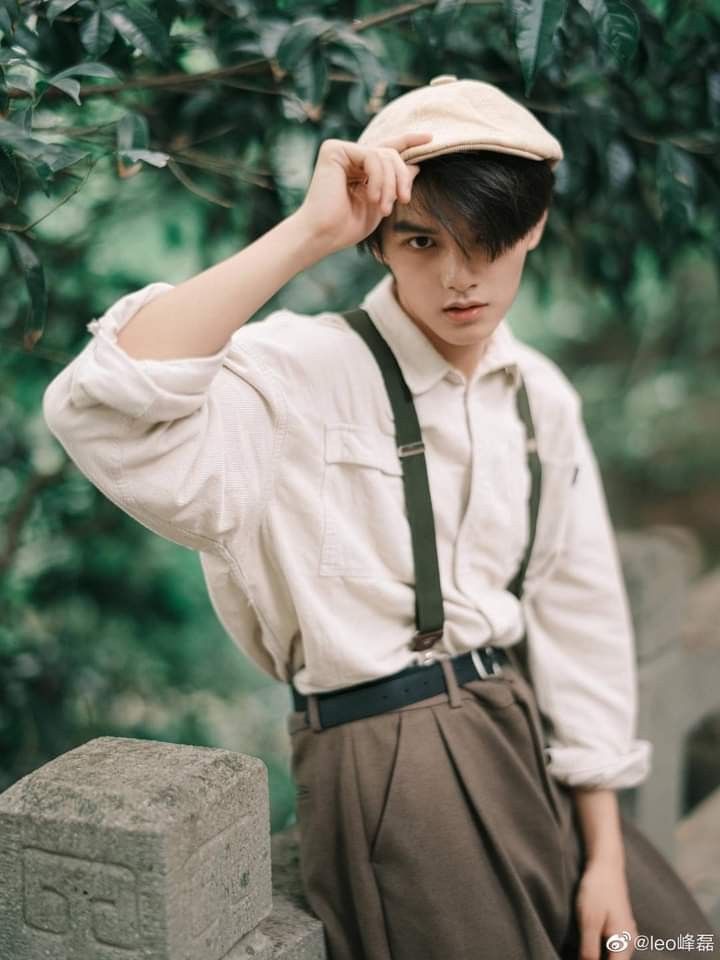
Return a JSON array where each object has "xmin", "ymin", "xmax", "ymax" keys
[{"xmin": 358, "ymin": 76, "xmax": 563, "ymax": 170}]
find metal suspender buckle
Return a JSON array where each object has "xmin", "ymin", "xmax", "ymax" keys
[{"xmin": 398, "ymin": 441, "xmax": 425, "ymax": 458}]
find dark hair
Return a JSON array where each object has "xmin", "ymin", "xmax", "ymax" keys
[{"xmin": 357, "ymin": 150, "xmax": 555, "ymax": 262}]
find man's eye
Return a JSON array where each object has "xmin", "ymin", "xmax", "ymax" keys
[{"xmin": 407, "ymin": 236, "xmax": 434, "ymax": 250}]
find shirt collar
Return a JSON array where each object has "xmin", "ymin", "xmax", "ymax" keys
[{"xmin": 359, "ymin": 272, "xmax": 522, "ymax": 395}]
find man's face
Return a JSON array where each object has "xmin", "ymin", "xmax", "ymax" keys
[{"xmin": 376, "ymin": 200, "xmax": 547, "ymax": 370}]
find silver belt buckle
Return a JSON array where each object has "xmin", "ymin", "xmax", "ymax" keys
[{"xmin": 471, "ymin": 646, "xmax": 503, "ymax": 679}]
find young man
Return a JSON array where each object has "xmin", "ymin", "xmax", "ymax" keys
[{"xmin": 43, "ymin": 77, "xmax": 714, "ymax": 959}]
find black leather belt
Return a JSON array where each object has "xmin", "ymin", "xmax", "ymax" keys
[{"xmin": 291, "ymin": 646, "xmax": 510, "ymax": 730}]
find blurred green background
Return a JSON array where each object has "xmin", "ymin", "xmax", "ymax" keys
[{"xmin": 1, "ymin": 0, "xmax": 719, "ymax": 832}]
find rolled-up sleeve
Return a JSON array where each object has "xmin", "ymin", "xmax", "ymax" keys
[
  {"xmin": 523, "ymin": 409, "xmax": 653, "ymax": 791},
  {"xmin": 42, "ymin": 282, "xmax": 285, "ymax": 555}
]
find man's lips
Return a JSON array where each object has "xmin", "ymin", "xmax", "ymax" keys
[
  {"xmin": 443, "ymin": 301, "xmax": 487, "ymax": 310},
  {"xmin": 443, "ymin": 303, "xmax": 489, "ymax": 320}
]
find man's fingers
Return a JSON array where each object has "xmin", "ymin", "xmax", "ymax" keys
[
  {"xmin": 362, "ymin": 152, "xmax": 384, "ymax": 204},
  {"xmin": 388, "ymin": 150, "xmax": 418, "ymax": 204},
  {"xmin": 377, "ymin": 131, "xmax": 434, "ymax": 152},
  {"xmin": 578, "ymin": 912, "xmax": 603, "ymax": 960},
  {"xmin": 379, "ymin": 153, "xmax": 398, "ymax": 214},
  {"xmin": 339, "ymin": 140, "xmax": 424, "ymax": 212}
]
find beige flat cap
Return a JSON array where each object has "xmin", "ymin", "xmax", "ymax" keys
[{"xmin": 358, "ymin": 75, "xmax": 563, "ymax": 169}]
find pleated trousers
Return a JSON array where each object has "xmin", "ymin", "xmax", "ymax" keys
[{"xmin": 287, "ymin": 657, "xmax": 717, "ymax": 960}]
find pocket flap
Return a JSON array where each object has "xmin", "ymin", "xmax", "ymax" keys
[{"xmin": 324, "ymin": 424, "xmax": 403, "ymax": 476}]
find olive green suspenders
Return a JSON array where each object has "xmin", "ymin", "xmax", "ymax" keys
[{"xmin": 342, "ymin": 308, "xmax": 542, "ymax": 671}]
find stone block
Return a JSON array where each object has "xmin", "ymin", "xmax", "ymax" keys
[{"xmin": 0, "ymin": 736, "xmax": 272, "ymax": 960}]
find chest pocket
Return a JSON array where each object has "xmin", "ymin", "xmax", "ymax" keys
[
  {"xmin": 525, "ymin": 454, "xmax": 579, "ymax": 585},
  {"xmin": 320, "ymin": 424, "xmax": 413, "ymax": 579}
]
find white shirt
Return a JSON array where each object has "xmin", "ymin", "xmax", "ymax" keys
[{"xmin": 42, "ymin": 271, "xmax": 652, "ymax": 790}]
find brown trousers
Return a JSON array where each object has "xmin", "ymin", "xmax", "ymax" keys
[{"xmin": 287, "ymin": 657, "xmax": 716, "ymax": 960}]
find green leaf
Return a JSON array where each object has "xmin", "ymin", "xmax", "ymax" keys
[
  {"xmin": 276, "ymin": 16, "xmax": 334, "ymax": 71},
  {"xmin": 36, "ymin": 141, "xmax": 91, "ymax": 174},
  {"xmin": 577, "ymin": 0, "xmax": 604, "ymax": 18},
  {"xmin": 602, "ymin": 0, "xmax": 639, "ymax": 64},
  {"xmin": 327, "ymin": 27, "xmax": 387, "ymax": 99},
  {"xmin": 118, "ymin": 147, "xmax": 168, "ymax": 167},
  {"xmin": 46, "ymin": 0, "xmax": 83, "ymax": 27},
  {"xmin": 0, "ymin": 144, "xmax": 19, "ymax": 202},
  {"xmin": 80, "ymin": 10, "xmax": 117, "ymax": 58},
  {"xmin": 9, "ymin": 105, "xmax": 33, "ymax": 133},
  {"xmin": 291, "ymin": 52, "xmax": 328, "ymax": 110},
  {"xmin": 0, "ymin": 49, "xmax": 24, "ymax": 64},
  {"xmin": 0, "ymin": 0, "xmax": 19, "ymax": 37},
  {"xmin": 580, "ymin": 0, "xmax": 639, "ymax": 65},
  {"xmin": 5, "ymin": 232, "xmax": 47, "ymax": 350},
  {"xmin": 505, "ymin": 0, "xmax": 567, "ymax": 96},
  {"xmin": 657, "ymin": 143, "xmax": 696, "ymax": 229},
  {"xmin": 104, "ymin": 2, "xmax": 171, "ymax": 62},
  {"xmin": 250, "ymin": 19, "xmax": 291, "ymax": 60},
  {"xmin": 0, "ymin": 119, "xmax": 91, "ymax": 193},
  {"xmin": 36, "ymin": 61, "xmax": 118, "ymax": 105},
  {"xmin": 116, "ymin": 111, "xmax": 149, "ymax": 151},
  {"xmin": 38, "ymin": 76, "xmax": 81, "ymax": 106},
  {"xmin": 116, "ymin": 117, "xmax": 167, "ymax": 176},
  {"xmin": 0, "ymin": 116, "xmax": 36, "ymax": 150},
  {"xmin": 328, "ymin": 27, "xmax": 376, "ymax": 55},
  {"xmin": 348, "ymin": 77, "xmax": 371, "ymax": 124},
  {"xmin": 5, "ymin": 71, "xmax": 35, "ymax": 96},
  {"xmin": 32, "ymin": 143, "xmax": 92, "ymax": 190},
  {"xmin": 48, "ymin": 61, "xmax": 118, "ymax": 83}
]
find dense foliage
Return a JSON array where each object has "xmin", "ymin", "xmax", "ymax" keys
[{"xmin": 1, "ymin": 0, "xmax": 718, "ymax": 825}]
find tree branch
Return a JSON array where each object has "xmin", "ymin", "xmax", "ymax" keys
[
  {"xmin": 5, "ymin": 0, "xmax": 502, "ymax": 103},
  {"xmin": 166, "ymin": 157, "xmax": 234, "ymax": 207},
  {"xmin": 0, "ymin": 336, "xmax": 73, "ymax": 363},
  {"xmin": 0, "ymin": 469, "xmax": 63, "ymax": 574},
  {"xmin": 0, "ymin": 155, "xmax": 101, "ymax": 234}
]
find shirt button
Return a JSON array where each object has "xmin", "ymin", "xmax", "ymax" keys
[{"xmin": 446, "ymin": 370, "xmax": 463, "ymax": 385}]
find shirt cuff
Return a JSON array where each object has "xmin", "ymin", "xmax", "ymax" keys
[
  {"xmin": 70, "ymin": 282, "xmax": 233, "ymax": 421},
  {"xmin": 544, "ymin": 737, "xmax": 653, "ymax": 790}
]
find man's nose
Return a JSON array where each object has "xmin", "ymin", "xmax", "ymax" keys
[{"xmin": 441, "ymin": 250, "xmax": 478, "ymax": 291}]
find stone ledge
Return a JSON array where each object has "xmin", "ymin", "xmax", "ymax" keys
[{"xmin": 261, "ymin": 825, "xmax": 327, "ymax": 960}]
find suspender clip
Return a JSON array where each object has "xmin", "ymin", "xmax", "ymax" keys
[
  {"xmin": 410, "ymin": 627, "xmax": 443, "ymax": 652},
  {"xmin": 398, "ymin": 441, "xmax": 425, "ymax": 458}
]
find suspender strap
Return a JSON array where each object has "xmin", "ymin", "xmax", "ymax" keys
[
  {"xmin": 342, "ymin": 308, "xmax": 444, "ymax": 649},
  {"xmin": 342, "ymin": 307, "xmax": 541, "ymax": 652},
  {"xmin": 505, "ymin": 380, "xmax": 542, "ymax": 599}
]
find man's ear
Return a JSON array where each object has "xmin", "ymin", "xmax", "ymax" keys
[{"xmin": 526, "ymin": 209, "xmax": 549, "ymax": 251}]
